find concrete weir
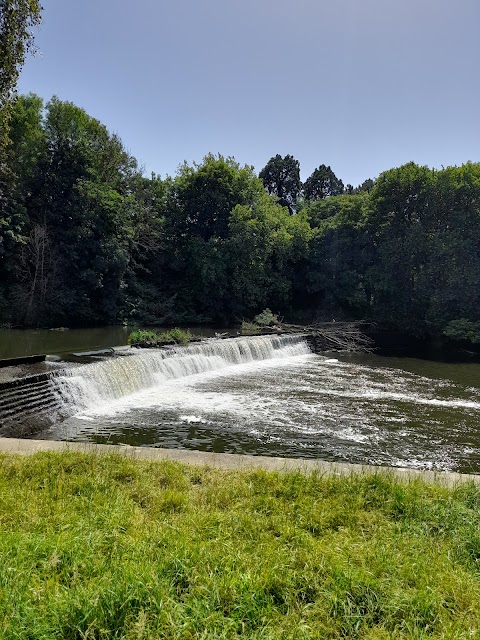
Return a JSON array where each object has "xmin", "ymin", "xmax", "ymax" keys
[
  {"xmin": 0, "ymin": 437, "xmax": 478, "ymax": 487},
  {"xmin": 0, "ymin": 372, "xmax": 66, "ymax": 437},
  {"xmin": 0, "ymin": 334, "xmax": 312, "ymax": 438}
]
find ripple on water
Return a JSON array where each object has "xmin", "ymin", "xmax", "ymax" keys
[{"xmin": 40, "ymin": 346, "xmax": 480, "ymax": 474}]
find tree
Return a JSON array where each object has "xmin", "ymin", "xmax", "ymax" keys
[
  {"xmin": 0, "ymin": 1, "xmax": 41, "ymax": 276},
  {"xmin": 304, "ymin": 193, "xmax": 373, "ymax": 318},
  {"xmin": 13, "ymin": 223, "xmax": 57, "ymax": 325},
  {"xmin": 364, "ymin": 162, "xmax": 436, "ymax": 334},
  {"xmin": 355, "ymin": 178, "xmax": 375, "ymax": 193},
  {"xmin": 0, "ymin": 94, "xmax": 44, "ymax": 317},
  {"xmin": 122, "ymin": 173, "xmax": 171, "ymax": 324},
  {"xmin": 259, "ymin": 154, "xmax": 301, "ymax": 214},
  {"xmin": 0, "ymin": 0, "xmax": 41, "ymax": 95},
  {"xmin": 0, "ymin": 0, "xmax": 41, "ymax": 138},
  {"xmin": 12, "ymin": 97, "xmax": 139, "ymax": 325},
  {"xmin": 162, "ymin": 155, "xmax": 264, "ymax": 320},
  {"xmin": 303, "ymin": 165, "xmax": 344, "ymax": 201},
  {"xmin": 166, "ymin": 154, "xmax": 258, "ymax": 242},
  {"xmin": 228, "ymin": 192, "xmax": 311, "ymax": 318}
]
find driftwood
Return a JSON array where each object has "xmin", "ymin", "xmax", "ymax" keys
[{"xmin": 255, "ymin": 320, "xmax": 373, "ymax": 353}]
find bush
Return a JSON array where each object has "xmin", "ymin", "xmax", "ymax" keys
[
  {"xmin": 240, "ymin": 321, "xmax": 260, "ymax": 335},
  {"xmin": 128, "ymin": 329, "xmax": 159, "ymax": 346},
  {"xmin": 128, "ymin": 328, "xmax": 192, "ymax": 347},
  {"xmin": 158, "ymin": 328, "xmax": 192, "ymax": 345},
  {"xmin": 253, "ymin": 308, "xmax": 279, "ymax": 327},
  {"xmin": 443, "ymin": 319, "xmax": 480, "ymax": 344}
]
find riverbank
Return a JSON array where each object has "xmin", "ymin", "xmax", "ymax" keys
[
  {"xmin": 2, "ymin": 448, "xmax": 480, "ymax": 638},
  {"xmin": 2, "ymin": 437, "xmax": 479, "ymax": 486}
]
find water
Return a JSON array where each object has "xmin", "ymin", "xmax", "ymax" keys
[
  {"xmin": 36, "ymin": 334, "xmax": 480, "ymax": 474},
  {"xmin": 0, "ymin": 325, "xmax": 228, "ymax": 360}
]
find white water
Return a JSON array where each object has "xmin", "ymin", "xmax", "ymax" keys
[
  {"xmin": 51, "ymin": 334, "xmax": 312, "ymax": 414},
  {"xmin": 41, "ymin": 334, "xmax": 480, "ymax": 474}
]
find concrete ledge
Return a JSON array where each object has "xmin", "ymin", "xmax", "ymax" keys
[
  {"xmin": 0, "ymin": 437, "xmax": 478, "ymax": 487},
  {"xmin": 0, "ymin": 355, "xmax": 46, "ymax": 369}
]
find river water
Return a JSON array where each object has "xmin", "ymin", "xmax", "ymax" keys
[
  {"xmin": 30, "ymin": 333, "xmax": 480, "ymax": 474},
  {"xmin": 0, "ymin": 326, "xmax": 220, "ymax": 359}
]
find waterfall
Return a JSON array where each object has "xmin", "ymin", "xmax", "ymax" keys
[{"xmin": 52, "ymin": 334, "xmax": 312, "ymax": 414}]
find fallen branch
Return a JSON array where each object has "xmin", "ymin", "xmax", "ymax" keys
[{"xmin": 249, "ymin": 320, "xmax": 373, "ymax": 353}]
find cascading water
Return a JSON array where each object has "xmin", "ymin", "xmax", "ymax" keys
[
  {"xmin": 51, "ymin": 334, "xmax": 312, "ymax": 415},
  {"xmin": 37, "ymin": 334, "xmax": 480, "ymax": 473}
]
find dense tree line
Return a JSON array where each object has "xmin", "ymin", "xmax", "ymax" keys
[{"xmin": 1, "ymin": 95, "xmax": 479, "ymax": 344}]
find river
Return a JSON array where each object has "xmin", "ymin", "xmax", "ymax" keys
[
  {"xmin": 0, "ymin": 326, "xmax": 220, "ymax": 359},
  {"xmin": 10, "ymin": 331, "xmax": 476, "ymax": 474}
]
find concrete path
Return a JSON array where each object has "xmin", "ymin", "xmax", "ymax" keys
[{"xmin": 0, "ymin": 437, "xmax": 478, "ymax": 487}]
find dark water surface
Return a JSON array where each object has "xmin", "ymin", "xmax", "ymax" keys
[
  {"xmin": 0, "ymin": 326, "xmax": 222, "ymax": 359},
  {"xmin": 30, "ymin": 333, "xmax": 480, "ymax": 474}
]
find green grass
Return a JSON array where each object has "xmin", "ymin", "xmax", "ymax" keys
[{"xmin": 2, "ymin": 453, "xmax": 480, "ymax": 638}]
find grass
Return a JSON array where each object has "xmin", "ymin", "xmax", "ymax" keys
[{"xmin": 2, "ymin": 452, "xmax": 480, "ymax": 638}]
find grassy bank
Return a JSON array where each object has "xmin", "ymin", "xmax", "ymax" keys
[{"xmin": 1, "ymin": 453, "xmax": 480, "ymax": 638}]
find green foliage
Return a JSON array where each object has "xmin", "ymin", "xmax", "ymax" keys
[
  {"xmin": 0, "ymin": 1, "xmax": 41, "ymax": 278},
  {"xmin": 443, "ymin": 319, "xmax": 480, "ymax": 344},
  {"xmin": 5, "ymin": 96, "xmax": 138, "ymax": 326},
  {"xmin": 127, "ymin": 329, "xmax": 159, "ymax": 346},
  {"xmin": 259, "ymin": 154, "xmax": 301, "ymax": 214},
  {"xmin": 240, "ymin": 321, "xmax": 260, "ymax": 335},
  {"xmin": 0, "ymin": 0, "xmax": 41, "ymax": 154},
  {"xmin": 241, "ymin": 309, "xmax": 279, "ymax": 334},
  {"xmin": 1, "ymin": 90, "xmax": 479, "ymax": 342},
  {"xmin": 304, "ymin": 164, "xmax": 344, "ymax": 201},
  {"xmin": 3, "ymin": 451, "xmax": 480, "ymax": 637},
  {"xmin": 128, "ymin": 327, "xmax": 192, "ymax": 347},
  {"xmin": 0, "ymin": 0, "xmax": 41, "ymax": 101},
  {"xmin": 355, "ymin": 177, "xmax": 375, "ymax": 193},
  {"xmin": 158, "ymin": 327, "xmax": 192, "ymax": 345},
  {"xmin": 254, "ymin": 308, "xmax": 278, "ymax": 326}
]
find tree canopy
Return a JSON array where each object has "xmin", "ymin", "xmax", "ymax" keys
[
  {"xmin": 304, "ymin": 165, "xmax": 344, "ymax": 201},
  {"xmin": 1, "ymin": 92, "xmax": 479, "ymax": 347},
  {"xmin": 0, "ymin": 0, "xmax": 41, "ymax": 122},
  {"xmin": 259, "ymin": 154, "xmax": 301, "ymax": 214}
]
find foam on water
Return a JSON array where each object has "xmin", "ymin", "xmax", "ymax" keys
[
  {"xmin": 52, "ymin": 334, "xmax": 312, "ymax": 415},
  {"xmin": 42, "ymin": 335, "xmax": 480, "ymax": 474}
]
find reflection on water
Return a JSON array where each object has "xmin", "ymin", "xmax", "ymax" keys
[
  {"xmin": 0, "ymin": 326, "xmax": 225, "ymax": 359},
  {"xmin": 38, "ymin": 335, "xmax": 480, "ymax": 474}
]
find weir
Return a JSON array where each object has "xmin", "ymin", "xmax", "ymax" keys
[{"xmin": 0, "ymin": 334, "xmax": 313, "ymax": 438}]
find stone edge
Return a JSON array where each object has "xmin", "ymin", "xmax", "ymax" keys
[{"xmin": 0, "ymin": 437, "xmax": 478, "ymax": 487}]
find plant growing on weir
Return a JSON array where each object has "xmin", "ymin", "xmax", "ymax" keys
[
  {"xmin": 127, "ymin": 329, "xmax": 159, "ymax": 346},
  {"xmin": 128, "ymin": 328, "xmax": 192, "ymax": 347},
  {"xmin": 158, "ymin": 328, "xmax": 192, "ymax": 345},
  {"xmin": 253, "ymin": 308, "xmax": 279, "ymax": 327}
]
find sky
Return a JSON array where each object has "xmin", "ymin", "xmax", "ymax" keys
[{"xmin": 18, "ymin": 0, "xmax": 480, "ymax": 186}]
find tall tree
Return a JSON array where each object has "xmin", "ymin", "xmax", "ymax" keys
[
  {"xmin": 259, "ymin": 154, "xmax": 301, "ymax": 214},
  {"xmin": 12, "ymin": 97, "xmax": 138, "ymax": 325},
  {"xmin": 163, "ymin": 155, "xmax": 263, "ymax": 320},
  {"xmin": 303, "ymin": 165, "xmax": 344, "ymax": 201},
  {"xmin": 0, "ymin": 0, "xmax": 41, "ymax": 137},
  {"xmin": 355, "ymin": 178, "xmax": 375, "ymax": 193},
  {"xmin": 0, "ymin": 94, "xmax": 44, "ymax": 318},
  {"xmin": 0, "ymin": 1, "xmax": 41, "ymax": 280}
]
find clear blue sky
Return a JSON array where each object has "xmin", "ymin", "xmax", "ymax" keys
[{"xmin": 19, "ymin": 0, "xmax": 480, "ymax": 186}]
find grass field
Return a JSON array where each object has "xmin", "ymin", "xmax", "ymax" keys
[{"xmin": 1, "ymin": 452, "xmax": 480, "ymax": 638}]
